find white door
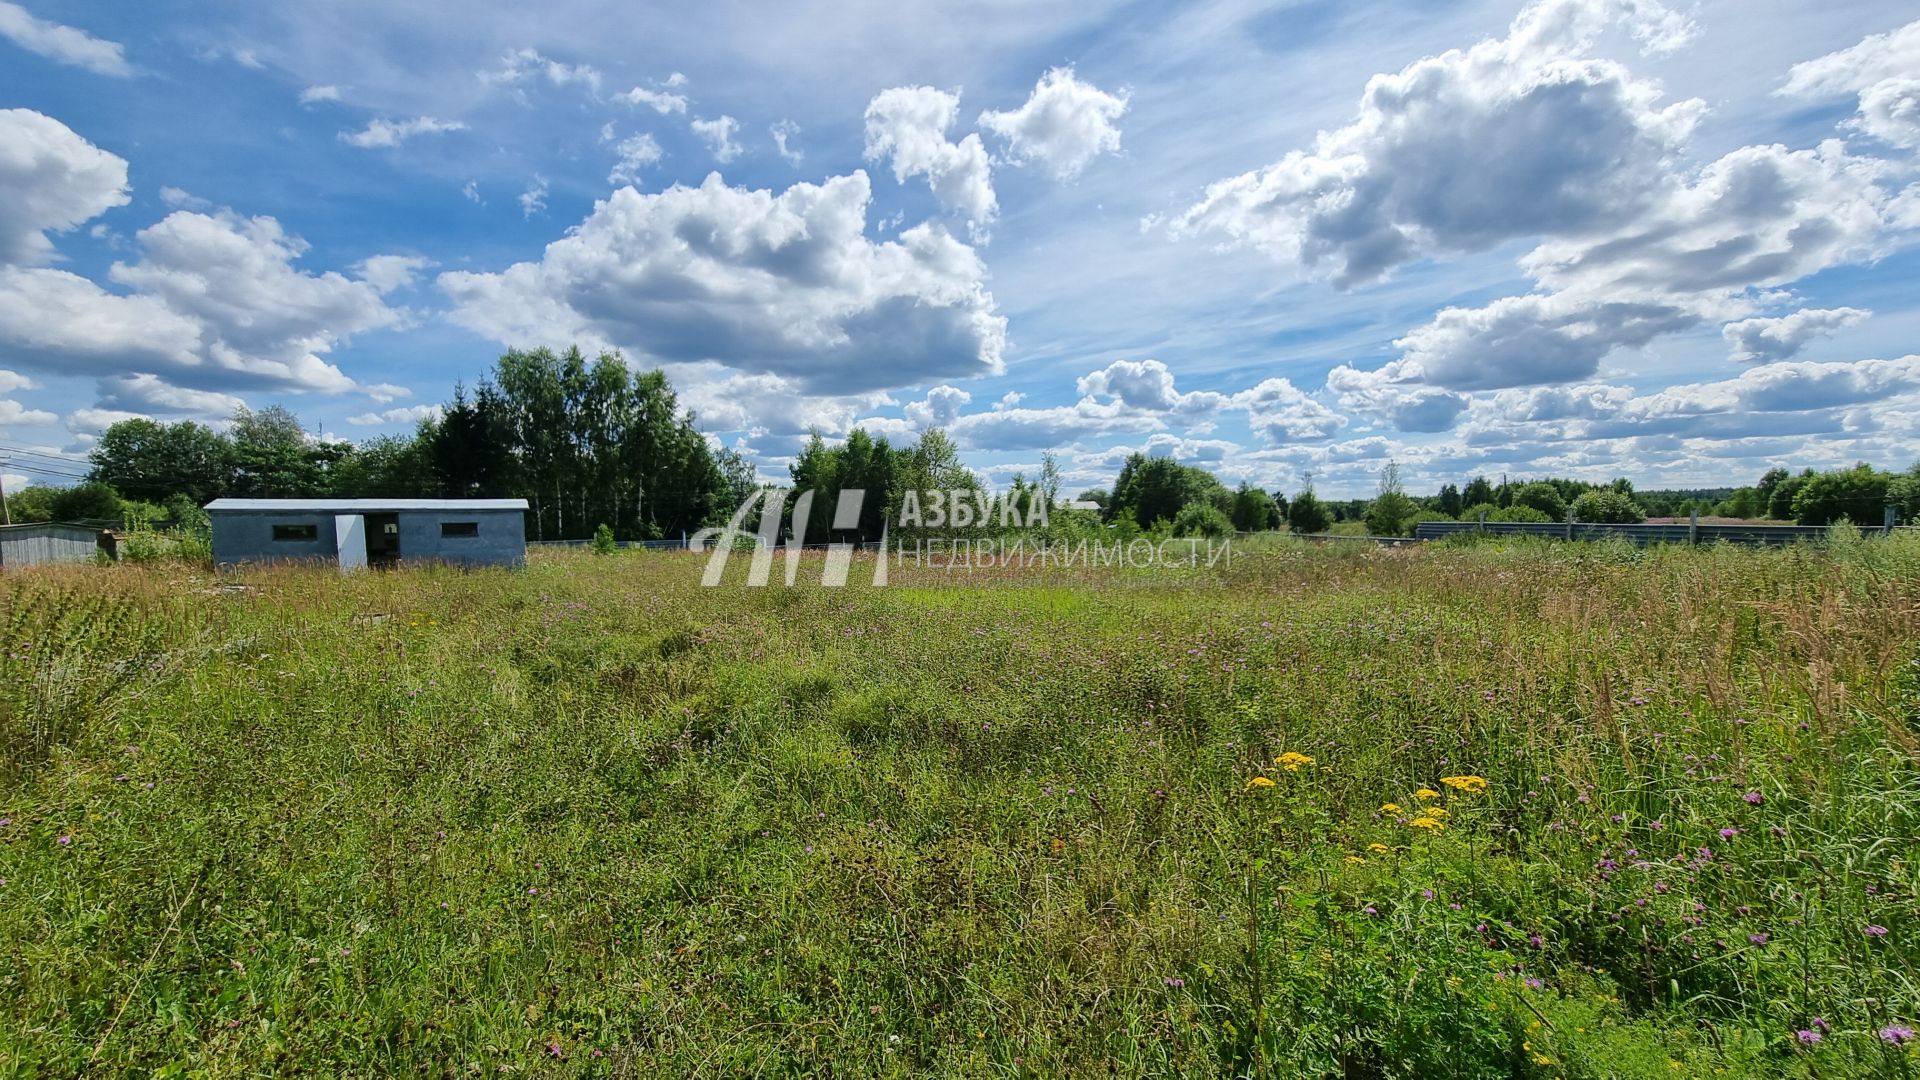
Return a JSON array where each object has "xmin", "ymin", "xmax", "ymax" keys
[{"xmin": 334, "ymin": 514, "xmax": 367, "ymax": 571}]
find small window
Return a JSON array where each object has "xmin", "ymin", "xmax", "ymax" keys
[
  {"xmin": 272, "ymin": 523, "xmax": 318, "ymax": 541},
  {"xmin": 440, "ymin": 521, "xmax": 480, "ymax": 538}
]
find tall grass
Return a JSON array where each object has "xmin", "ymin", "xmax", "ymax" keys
[{"xmin": 1, "ymin": 536, "xmax": 1916, "ymax": 1075}]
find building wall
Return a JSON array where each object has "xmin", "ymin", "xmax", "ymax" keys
[
  {"xmin": 394, "ymin": 509, "xmax": 526, "ymax": 567},
  {"xmin": 210, "ymin": 508, "xmax": 525, "ymax": 567},
  {"xmin": 211, "ymin": 511, "xmax": 340, "ymax": 566},
  {"xmin": 0, "ymin": 525, "xmax": 104, "ymax": 568}
]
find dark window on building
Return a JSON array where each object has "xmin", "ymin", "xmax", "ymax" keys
[
  {"xmin": 272, "ymin": 523, "xmax": 318, "ymax": 541},
  {"xmin": 441, "ymin": 521, "xmax": 480, "ymax": 538}
]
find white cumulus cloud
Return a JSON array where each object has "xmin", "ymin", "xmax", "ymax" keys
[
  {"xmin": 340, "ymin": 116, "xmax": 466, "ymax": 149},
  {"xmin": 0, "ymin": 1, "xmax": 131, "ymax": 77},
  {"xmin": 979, "ymin": 67, "xmax": 1128, "ymax": 178},
  {"xmin": 691, "ymin": 115, "xmax": 742, "ymax": 163},
  {"xmin": 864, "ymin": 86, "xmax": 997, "ymax": 232},
  {"xmin": 1722, "ymin": 307, "xmax": 1870, "ymax": 364},
  {"xmin": 1781, "ymin": 20, "xmax": 1920, "ymax": 149},
  {"xmin": 0, "ymin": 108, "xmax": 130, "ymax": 266}
]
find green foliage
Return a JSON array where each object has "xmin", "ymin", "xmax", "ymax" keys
[
  {"xmin": 1570, "ymin": 488, "xmax": 1646, "ymax": 523},
  {"xmin": 1490, "ymin": 504, "xmax": 1554, "ymax": 523},
  {"xmin": 1791, "ymin": 461, "xmax": 1893, "ymax": 526},
  {"xmin": 48, "ymin": 481, "xmax": 124, "ymax": 524},
  {"xmin": 1171, "ymin": 502, "xmax": 1232, "ymax": 538},
  {"xmin": 591, "ymin": 523, "xmax": 617, "ymax": 554},
  {"xmin": 1230, "ymin": 483, "xmax": 1280, "ymax": 532},
  {"xmin": 1110, "ymin": 454, "xmax": 1232, "ymax": 530},
  {"xmin": 1891, "ymin": 462, "xmax": 1920, "ymax": 524},
  {"xmin": 1364, "ymin": 462, "xmax": 1417, "ymax": 537},
  {"xmin": 4, "ymin": 483, "xmax": 58, "ymax": 523},
  {"xmin": 1288, "ymin": 488, "xmax": 1332, "ymax": 534},
  {"xmin": 1509, "ymin": 481, "xmax": 1568, "ymax": 520}
]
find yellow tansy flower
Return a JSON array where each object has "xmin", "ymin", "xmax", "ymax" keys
[
  {"xmin": 1274, "ymin": 751, "xmax": 1315, "ymax": 772},
  {"xmin": 1440, "ymin": 775, "xmax": 1489, "ymax": 793},
  {"xmin": 1414, "ymin": 788, "xmax": 1440, "ymax": 799},
  {"xmin": 1245, "ymin": 776, "xmax": 1276, "ymax": 790},
  {"xmin": 1380, "ymin": 802, "xmax": 1402, "ymax": 814},
  {"xmin": 1345, "ymin": 855, "xmax": 1365, "ymax": 865},
  {"xmin": 1425, "ymin": 807, "xmax": 1448, "ymax": 819},
  {"xmin": 1409, "ymin": 816, "xmax": 1445, "ymax": 830},
  {"xmin": 1367, "ymin": 843, "xmax": 1390, "ymax": 854}
]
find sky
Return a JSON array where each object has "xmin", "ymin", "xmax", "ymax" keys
[{"xmin": 2, "ymin": 0, "xmax": 1917, "ymax": 499}]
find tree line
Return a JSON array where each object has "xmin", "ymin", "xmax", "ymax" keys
[{"xmin": 4, "ymin": 345, "xmax": 1915, "ymax": 541}]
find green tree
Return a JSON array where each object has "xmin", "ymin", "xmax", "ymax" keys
[
  {"xmin": 230, "ymin": 405, "xmax": 329, "ymax": 497},
  {"xmin": 1110, "ymin": 454, "xmax": 1231, "ymax": 530},
  {"xmin": 50, "ymin": 481, "xmax": 125, "ymax": 523},
  {"xmin": 1790, "ymin": 462, "xmax": 1892, "ymax": 525},
  {"xmin": 1364, "ymin": 461, "xmax": 1417, "ymax": 537},
  {"xmin": 1571, "ymin": 489, "xmax": 1646, "ymax": 523},
  {"xmin": 4, "ymin": 484, "xmax": 59, "ymax": 523},
  {"xmin": 1229, "ymin": 483, "xmax": 1279, "ymax": 532},
  {"xmin": 1889, "ymin": 462, "xmax": 1920, "ymax": 524},
  {"xmin": 1510, "ymin": 481, "xmax": 1568, "ymax": 520},
  {"xmin": 87, "ymin": 419, "xmax": 234, "ymax": 505},
  {"xmin": 1436, "ymin": 483, "xmax": 1463, "ymax": 518},
  {"xmin": 1171, "ymin": 503, "xmax": 1232, "ymax": 539},
  {"xmin": 1462, "ymin": 476, "xmax": 1493, "ymax": 507},
  {"xmin": 1767, "ymin": 469, "xmax": 1815, "ymax": 520},
  {"xmin": 1288, "ymin": 482, "xmax": 1331, "ymax": 534}
]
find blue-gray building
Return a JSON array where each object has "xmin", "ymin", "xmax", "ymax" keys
[{"xmin": 206, "ymin": 499, "xmax": 529, "ymax": 569}]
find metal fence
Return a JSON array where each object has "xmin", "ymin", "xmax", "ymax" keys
[{"xmin": 1413, "ymin": 520, "xmax": 1915, "ymax": 547}]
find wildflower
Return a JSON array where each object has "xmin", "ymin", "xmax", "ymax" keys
[
  {"xmin": 1414, "ymin": 788, "xmax": 1440, "ymax": 800},
  {"xmin": 1881, "ymin": 1025, "xmax": 1915, "ymax": 1046},
  {"xmin": 1533, "ymin": 1054, "xmax": 1553, "ymax": 1066},
  {"xmin": 1345, "ymin": 856, "xmax": 1365, "ymax": 865},
  {"xmin": 1367, "ymin": 843, "xmax": 1390, "ymax": 854},
  {"xmin": 1525, "ymin": 977, "xmax": 1544, "ymax": 990},
  {"xmin": 1440, "ymin": 775, "xmax": 1489, "ymax": 793},
  {"xmin": 1363, "ymin": 905, "xmax": 1378, "ymax": 916},
  {"xmin": 1245, "ymin": 776, "xmax": 1276, "ymax": 791},
  {"xmin": 1743, "ymin": 790, "xmax": 1764, "ymax": 805},
  {"xmin": 1796, "ymin": 1029, "xmax": 1822, "ymax": 1045},
  {"xmin": 1409, "ymin": 816, "xmax": 1445, "ymax": 831},
  {"xmin": 56, "ymin": 834, "xmax": 71, "ymax": 846},
  {"xmin": 1163, "ymin": 976, "xmax": 1186, "ymax": 987},
  {"xmin": 1380, "ymin": 803, "xmax": 1402, "ymax": 814},
  {"xmin": 1749, "ymin": 933, "xmax": 1769, "ymax": 945},
  {"xmin": 1424, "ymin": 807, "xmax": 1449, "ymax": 820},
  {"xmin": 1719, "ymin": 827, "xmax": 1740, "ymax": 840},
  {"xmin": 1274, "ymin": 751, "xmax": 1315, "ymax": 772},
  {"xmin": 1864, "ymin": 924, "xmax": 1889, "ymax": 937}
]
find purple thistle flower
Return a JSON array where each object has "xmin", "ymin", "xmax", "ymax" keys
[
  {"xmin": 1524, "ymin": 977, "xmax": 1543, "ymax": 990},
  {"xmin": 1743, "ymin": 790, "xmax": 1764, "ymax": 805},
  {"xmin": 56, "ymin": 834, "xmax": 71, "ymax": 846},
  {"xmin": 1880, "ymin": 1025, "xmax": 1914, "ymax": 1046},
  {"xmin": 1796, "ymin": 1029, "xmax": 1822, "ymax": 1045},
  {"xmin": 1719, "ymin": 827, "xmax": 1740, "ymax": 839},
  {"xmin": 1749, "ymin": 933, "xmax": 1769, "ymax": 945}
]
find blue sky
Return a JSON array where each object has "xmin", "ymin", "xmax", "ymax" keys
[{"xmin": 2, "ymin": 0, "xmax": 1917, "ymax": 498}]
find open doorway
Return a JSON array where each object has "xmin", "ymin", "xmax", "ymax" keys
[{"xmin": 366, "ymin": 512, "xmax": 400, "ymax": 567}]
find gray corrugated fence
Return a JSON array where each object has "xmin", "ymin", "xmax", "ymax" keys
[{"xmin": 1414, "ymin": 521, "xmax": 1914, "ymax": 546}]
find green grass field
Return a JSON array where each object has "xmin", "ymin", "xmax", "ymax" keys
[{"xmin": 3, "ymin": 536, "xmax": 1918, "ymax": 1076}]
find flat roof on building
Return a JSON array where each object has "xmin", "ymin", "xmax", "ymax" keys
[{"xmin": 205, "ymin": 499, "xmax": 530, "ymax": 512}]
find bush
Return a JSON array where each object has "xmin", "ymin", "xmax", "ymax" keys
[
  {"xmin": 1509, "ymin": 481, "xmax": 1567, "ymax": 519},
  {"xmin": 1491, "ymin": 505, "xmax": 1554, "ymax": 523},
  {"xmin": 1288, "ymin": 491, "xmax": 1332, "ymax": 534},
  {"xmin": 1571, "ymin": 489, "xmax": 1646, "ymax": 523},
  {"xmin": 591, "ymin": 523, "xmax": 618, "ymax": 554},
  {"xmin": 1170, "ymin": 503, "xmax": 1232, "ymax": 539},
  {"xmin": 49, "ymin": 482, "xmax": 124, "ymax": 524}
]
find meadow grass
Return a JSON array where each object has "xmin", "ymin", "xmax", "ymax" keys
[{"xmin": 1, "ymin": 536, "xmax": 1917, "ymax": 1076}]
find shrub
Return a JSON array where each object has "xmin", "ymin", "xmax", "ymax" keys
[
  {"xmin": 1571, "ymin": 489, "xmax": 1646, "ymax": 523},
  {"xmin": 1491, "ymin": 505, "xmax": 1554, "ymax": 523},
  {"xmin": 591, "ymin": 522, "xmax": 618, "ymax": 554},
  {"xmin": 1288, "ymin": 491, "xmax": 1332, "ymax": 534},
  {"xmin": 1171, "ymin": 503, "xmax": 1232, "ymax": 539},
  {"xmin": 1509, "ymin": 481, "xmax": 1567, "ymax": 519}
]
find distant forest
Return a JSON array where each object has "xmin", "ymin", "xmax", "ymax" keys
[{"xmin": 5, "ymin": 346, "xmax": 1918, "ymax": 540}]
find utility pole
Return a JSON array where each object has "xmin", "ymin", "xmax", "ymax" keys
[{"xmin": 0, "ymin": 456, "xmax": 10, "ymax": 525}]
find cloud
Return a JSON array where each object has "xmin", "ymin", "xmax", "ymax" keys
[
  {"xmin": 1722, "ymin": 307, "xmax": 1869, "ymax": 364},
  {"xmin": 0, "ymin": 108, "xmax": 130, "ymax": 266},
  {"xmin": 864, "ymin": 86, "xmax": 996, "ymax": 231},
  {"xmin": 299, "ymin": 84, "xmax": 342, "ymax": 105},
  {"xmin": 621, "ymin": 85, "xmax": 689, "ymax": 115},
  {"xmin": 0, "ymin": 207, "xmax": 400, "ymax": 401},
  {"xmin": 340, "ymin": 116, "xmax": 465, "ymax": 149},
  {"xmin": 96, "ymin": 373, "xmax": 245, "ymax": 419},
  {"xmin": 362, "ymin": 382, "xmax": 410, "ymax": 404},
  {"xmin": 484, "ymin": 48, "xmax": 602, "ymax": 96},
  {"xmin": 608, "ymin": 133, "xmax": 663, "ymax": 185},
  {"xmin": 903, "ymin": 384, "xmax": 971, "ymax": 427},
  {"xmin": 462, "ymin": 180, "xmax": 481, "ymax": 204},
  {"xmin": 1780, "ymin": 20, "xmax": 1920, "ymax": 149},
  {"xmin": 519, "ymin": 176, "xmax": 548, "ymax": 218},
  {"xmin": 437, "ymin": 170, "xmax": 1007, "ymax": 394},
  {"xmin": 978, "ymin": 67, "xmax": 1128, "ymax": 178},
  {"xmin": 1171, "ymin": 0, "xmax": 1703, "ymax": 287},
  {"xmin": 0, "ymin": 397, "xmax": 57, "ymax": 427},
  {"xmin": 1076, "ymin": 358, "xmax": 1224, "ymax": 413},
  {"xmin": 354, "ymin": 253, "xmax": 431, "ymax": 293},
  {"xmin": 158, "ymin": 186, "xmax": 213, "ymax": 211},
  {"xmin": 348, "ymin": 403, "xmax": 443, "ymax": 426},
  {"xmin": 771, "ymin": 119, "xmax": 803, "ymax": 164},
  {"xmin": 0, "ymin": 369, "xmax": 36, "ymax": 394},
  {"xmin": 691, "ymin": 115, "xmax": 742, "ymax": 163},
  {"xmin": 1323, "ymin": 364, "xmax": 1469, "ymax": 432},
  {"xmin": 1230, "ymin": 376, "xmax": 1350, "ymax": 441},
  {"xmin": 0, "ymin": 1, "xmax": 131, "ymax": 77}
]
